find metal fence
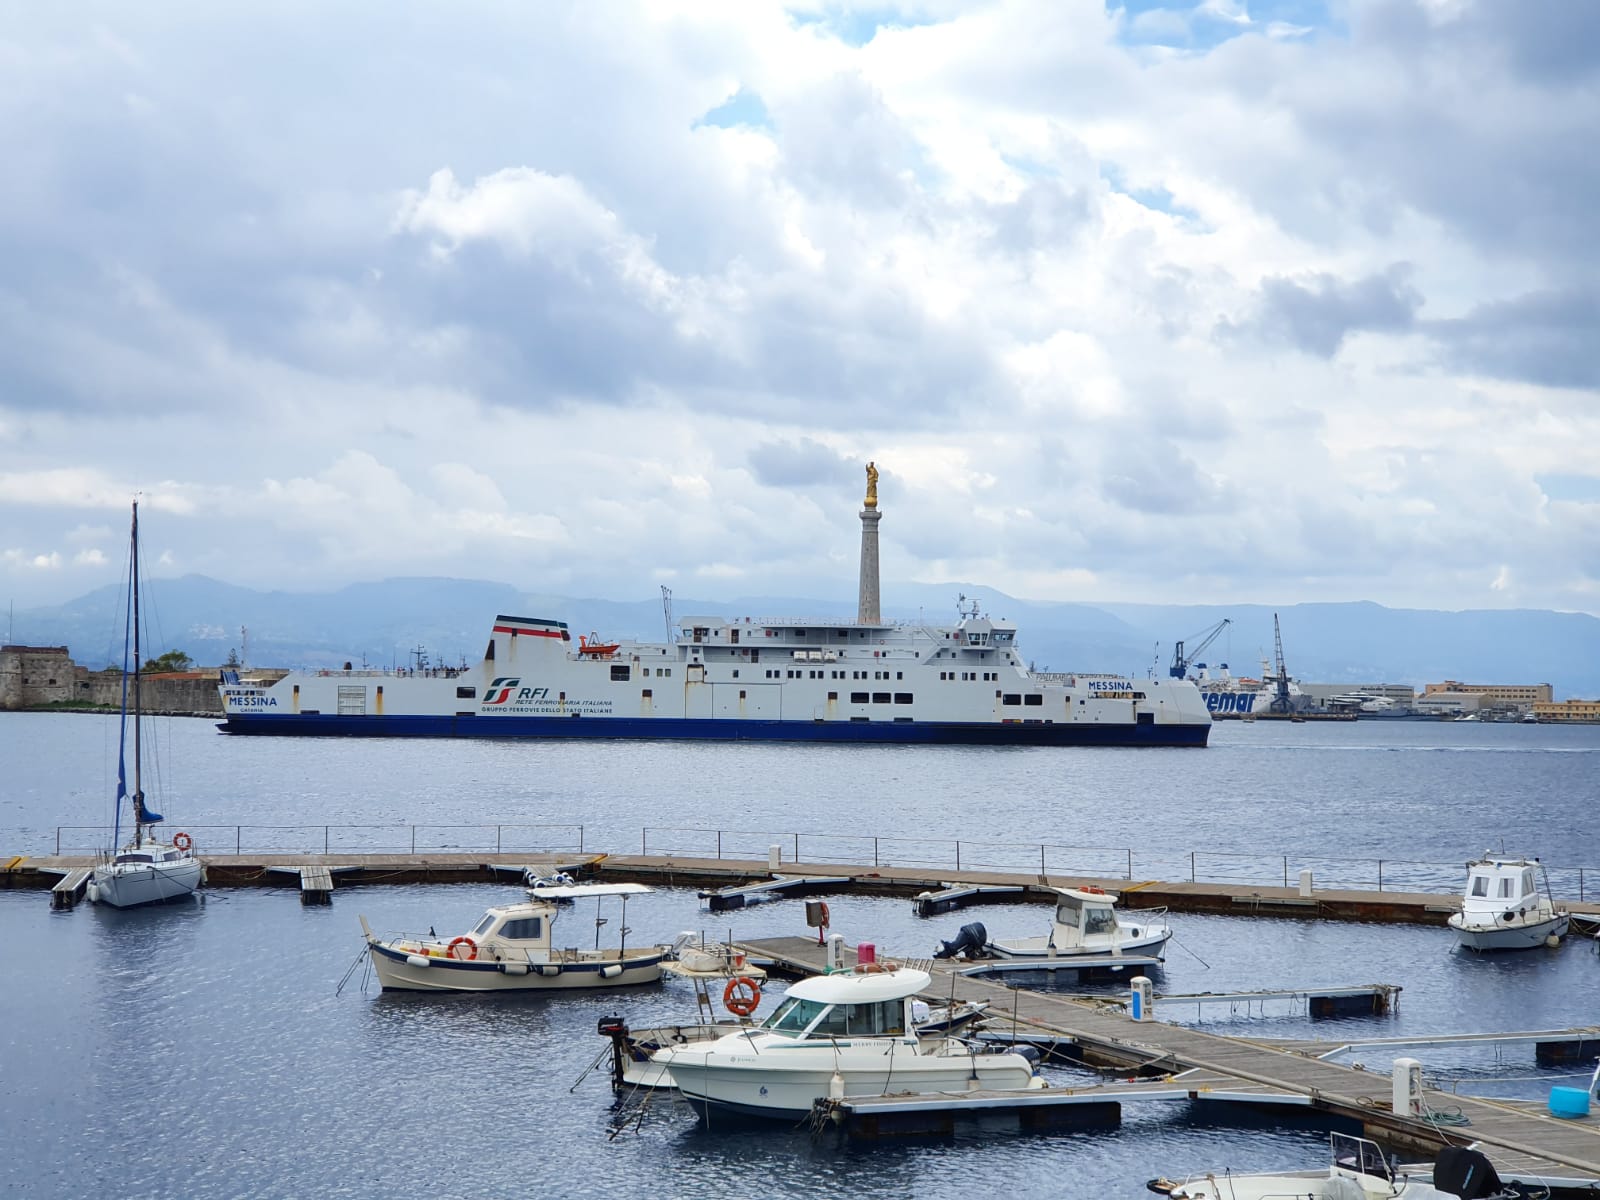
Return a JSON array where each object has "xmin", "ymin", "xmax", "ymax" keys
[
  {"xmin": 24, "ymin": 823, "xmax": 1599, "ymax": 902},
  {"xmin": 47, "ymin": 823, "xmax": 585, "ymax": 857}
]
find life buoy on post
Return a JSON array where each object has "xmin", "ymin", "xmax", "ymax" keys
[
  {"xmin": 723, "ymin": 975, "xmax": 761, "ymax": 1017},
  {"xmin": 448, "ymin": 936, "xmax": 479, "ymax": 961},
  {"xmin": 172, "ymin": 831, "xmax": 193, "ymax": 852}
]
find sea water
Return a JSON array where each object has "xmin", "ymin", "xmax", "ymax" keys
[{"xmin": 3, "ymin": 715, "xmax": 1598, "ymax": 1198}]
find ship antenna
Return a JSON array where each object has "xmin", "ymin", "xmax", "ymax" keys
[{"xmin": 661, "ymin": 585, "xmax": 674, "ymax": 642}]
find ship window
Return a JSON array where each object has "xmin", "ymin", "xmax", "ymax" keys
[
  {"xmin": 896, "ymin": 672, "xmax": 902, "ymax": 680},
  {"xmin": 456, "ymin": 686, "xmax": 476, "ymax": 699},
  {"xmin": 115, "ymin": 853, "xmax": 154, "ymax": 865},
  {"xmin": 642, "ymin": 689, "xmax": 652, "ymax": 699},
  {"xmin": 851, "ymin": 716, "xmax": 869, "ymax": 722},
  {"xmin": 472, "ymin": 913, "xmax": 498, "ymax": 936},
  {"xmin": 1497, "ymin": 878, "xmax": 1513, "ymax": 898},
  {"xmin": 1137, "ymin": 712, "xmax": 1154, "ymax": 725},
  {"xmin": 740, "ymin": 690, "xmax": 747, "ymax": 699},
  {"xmin": 499, "ymin": 917, "xmax": 543, "ymax": 940},
  {"xmin": 1055, "ymin": 904, "xmax": 1080, "ymax": 928},
  {"xmin": 851, "ymin": 692, "xmax": 869, "ymax": 704},
  {"xmin": 872, "ymin": 692, "xmax": 890, "ymax": 704},
  {"xmin": 732, "ymin": 670, "xmax": 739, "ymax": 678},
  {"xmin": 894, "ymin": 693, "xmax": 913, "ymax": 704},
  {"xmin": 828, "ymin": 692, "xmax": 838, "ymax": 701},
  {"xmin": 663, "ymin": 669, "xmax": 671, "ymax": 677},
  {"xmin": 1521, "ymin": 869, "xmax": 1535, "ymax": 895},
  {"xmin": 1003, "ymin": 694, "xmax": 1022, "ymax": 706},
  {"xmin": 1024, "ymin": 694, "xmax": 1043, "ymax": 706}
]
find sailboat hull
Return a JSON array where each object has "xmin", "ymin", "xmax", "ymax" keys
[{"xmin": 89, "ymin": 859, "xmax": 204, "ymax": 908}]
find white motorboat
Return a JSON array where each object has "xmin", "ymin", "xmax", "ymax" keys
[
  {"xmin": 87, "ymin": 502, "xmax": 204, "ymax": 910},
  {"xmin": 361, "ymin": 882, "xmax": 669, "ymax": 992},
  {"xmin": 604, "ymin": 941, "xmax": 989, "ymax": 1091},
  {"xmin": 659, "ymin": 962, "xmax": 1041, "ymax": 1119},
  {"xmin": 982, "ymin": 887, "xmax": 1172, "ymax": 960},
  {"xmin": 1447, "ymin": 854, "xmax": 1569, "ymax": 951},
  {"xmin": 1148, "ymin": 1132, "xmax": 1515, "ymax": 1199}
]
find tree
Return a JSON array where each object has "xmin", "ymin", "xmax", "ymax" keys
[{"xmin": 142, "ymin": 650, "xmax": 194, "ymax": 674}]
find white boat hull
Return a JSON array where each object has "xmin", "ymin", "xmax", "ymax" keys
[
  {"xmin": 1448, "ymin": 911, "xmax": 1569, "ymax": 952},
  {"xmin": 665, "ymin": 1042, "xmax": 1037, "ymax": 1119},
  {"xmin": 88, "ymin": 858, "xmax": 203, "ymax": 909},
  {"xmin": 368, "ymin": 942, "xmax": 665, "ymax": 992},
  {"xmin": 989, "ymin": 928, "xmax": 1172, "ymax": 960}
]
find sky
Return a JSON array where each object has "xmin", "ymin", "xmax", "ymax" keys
[{"xmin": 1, "ymin": 0, "xmax": 1597, "ymax": 616}]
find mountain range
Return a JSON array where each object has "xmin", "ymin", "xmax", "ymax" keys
[{"xmin": 9, "ymin": 576, "xmax": 1599, "ymax": 699}]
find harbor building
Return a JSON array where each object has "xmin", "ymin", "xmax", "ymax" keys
[
  {"xmin": 1423, "ymin": 680, "xmax": 1553, "ymax": 705},
  {"xmin": 1530, "ymin": 698, "xmax": 1600, "ymax": 723}
]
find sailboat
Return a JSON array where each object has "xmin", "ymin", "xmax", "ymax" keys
[{"xmin": 86, "ymin": 502, "xmax": 204, "ymax": 909}]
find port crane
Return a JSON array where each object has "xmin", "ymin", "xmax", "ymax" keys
[
  {"xmin": 1169, "ymin": 618, "xmax": 1232, "ymax": 679},
  {"xmin": 1267, "ymin": 612, "xmax": 1293, "ymax": 714}
]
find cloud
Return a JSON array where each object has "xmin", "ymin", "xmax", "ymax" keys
[
  {"xmin": 1422, "ymin": 286, "xmax": 1600, "ymax": 390},
  {"xmin": 0, "ymin": 0, "xmax": 1596, "ymax": 618},
  {"xmin": 1222, "ymin": 265, "xmax": 1423, "ymax": 357}
]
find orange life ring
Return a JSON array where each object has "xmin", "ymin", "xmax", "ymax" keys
[
  {"xmin": 1084, "ymin": 886, "xmax": 1104, "ymax": 894},
  {"xmin": 723, "ymin": 975, "xmax": 761, "ymax": 1017},
  {"xmin": 815, "ymin": 901, "xmax": 830, "ymax": 928},
  {"xmin": 448, "ymin": 935, "xmax": 479, "ymax": 961},
  {"xmin": 172, "ymin": 831, "xmax": 193, "ymax": 852}
]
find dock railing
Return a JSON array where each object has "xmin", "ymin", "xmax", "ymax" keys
[
  {"xmin": 22, "ymin": 823, "xmax": 1599, "ymax": 902},
  {"xmin": 45, "ymin": 823, "xmax": 585, "ymax": 857}
]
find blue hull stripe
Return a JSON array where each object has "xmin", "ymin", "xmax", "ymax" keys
[{"xmin": 220, "ymin": 713, "xmax": 1208, "ymax": 747}]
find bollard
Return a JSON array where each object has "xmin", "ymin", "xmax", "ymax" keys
[
  {"xmin": 1130, "ymin": 975, "xmax": 1153, "ymax": 1022},
  {"xmin": 1298, "ymin": 869, "xmax": 1314, "ymax": 898}
]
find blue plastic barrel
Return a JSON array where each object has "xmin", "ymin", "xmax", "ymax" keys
[{"xmin": 1549, "ymin": 1086, "xmax": 1591, "ymax": 1118}]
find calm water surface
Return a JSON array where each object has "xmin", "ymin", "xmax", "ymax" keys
[{"xmin": 3, "ymin": 715, "xmax": 1599, "ymax": 1197}]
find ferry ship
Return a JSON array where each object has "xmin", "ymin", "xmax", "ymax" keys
[{"xmin": 217, "ymin": 472, "xmax": 1212, "ymax": 747}]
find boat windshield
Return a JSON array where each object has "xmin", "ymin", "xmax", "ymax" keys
[
  {"xmin": 471, "ymin": 913, "xmax": 498, "ymax": 937},
  {"xmin": 761, "ymin": 997, "xmax": 830, "ymax": 1036},
  {"xmin": 114, "ymin": 853, "xmax": 154, "ymax": 865},
  {"xmin": 1084, "ymin": 908, "xmax": 1117, "ymax": 935}
]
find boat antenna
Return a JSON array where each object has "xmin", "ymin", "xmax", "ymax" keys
[{"xmin": 661, "ymin": 585, "xmax": 674, "ymax": 642}]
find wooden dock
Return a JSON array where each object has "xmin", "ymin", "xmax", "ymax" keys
[
  {"xmin": 7, "ymin": 849, "xmax": 1600, "ymax": 932},
  {"xmin": 741, "ymin": 935, "xmax": 1600, "ymax": 1190}
]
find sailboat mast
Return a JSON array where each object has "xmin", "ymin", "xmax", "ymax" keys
[{"xmin": 131, "ymin": 502, "xmax": 144, "ymax": 847}]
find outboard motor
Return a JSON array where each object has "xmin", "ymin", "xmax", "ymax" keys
[
  {"xmin": 934, "ymin": 922, "xmax": 987, "ymax": 960},
  {"xmin": 1431, "ymin": 1146, "xmax": 1511, "ymax": 1199}
]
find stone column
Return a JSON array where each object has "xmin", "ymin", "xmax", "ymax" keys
[{"xmin": 857, "ymin": 507, "xmax": 882, "ymax": 625}]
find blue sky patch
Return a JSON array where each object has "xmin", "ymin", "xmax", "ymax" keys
[
  {"xmin": 695, "ymin": 89, "xmax": 772, "ymax": 131},
  {"xmin": 1110, "ymin": 0, "xmax": 1339, "ymax": 52},
  {"xmin": 1537, "ymin": 474, "xmax": 1600, "ymax": 504}
]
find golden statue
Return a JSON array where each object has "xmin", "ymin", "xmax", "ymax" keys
[{"xmin": 864, "ymin": 461, "xmax": 879, "ymax": 509}]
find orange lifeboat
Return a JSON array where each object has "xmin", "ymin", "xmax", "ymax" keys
[{"xmin": 578, "ymin": 633, "xmax": 620, "ymax": 657}]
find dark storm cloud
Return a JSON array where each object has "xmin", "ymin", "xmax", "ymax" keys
[
  {"xmin": 1220, "ymin": 265, "xmax": 1421, "ymax": 357},
  {"xmin": 1422, "ymin": 286, "xmax": 1600, "ymax": 391}
]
